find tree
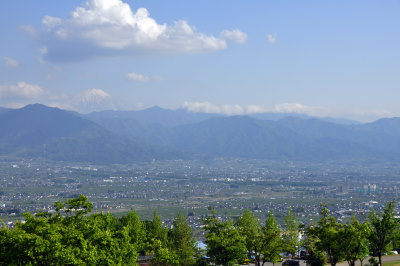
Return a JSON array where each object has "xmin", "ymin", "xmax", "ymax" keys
[
  {"xmin": 121, "ymin": 210, "xmax": 146, "ymax": 253},
  {"xmin": 369, "ymin": 201, "xmax": 398, "ymax": 266},
  {"xmin": 261, "ymin": 213, "xmax": 283, "ymax": 266},
  {"xmin": 236, "ymin": 209, "xmax": 264, "ymax": 265},
  {"xmin": 341, "ymin": 216, "xmax": 370, "ymax": 266},
  {"xmin": 169, "ymin": 212, "xmax": 197, "ymax": 265},
  {"xmin": 0, "ymin": 195, "xmax": 137, "ymax": 265},
  {"xmin": 303, "ymin": 231, "xmax": 326, "ymax": 266},
  {"xmin": 151, "ymin": 211, "xmax": 168, "ymax": 245},
  {"xmin": 203, "ymin": 208, "xmax": 247, "ymax": 265},
  {"xmin": 84, "ymin": 212, "xmax": 137, "ymax": 265},
  {"xmin": 283, "ymin": 207, "xmax": 300, "ymax": 258},
  {"xmin": 142, "ymin": 210, "xmax": 168, "ymax": 254},
  {"xmin": 307, "ymin": 204, "xmax": 344, "ymax": 266},
  {"xmin": 152, "ymin": 239, "xmax": 179, "ymax": 266}
]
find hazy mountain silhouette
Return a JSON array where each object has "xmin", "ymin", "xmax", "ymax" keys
[
  {"xmin": 0, "ymin": 104, "xmax": 173, "ymax": 163},
  {"xmin": 1, "ymin": 104, "xmax": 400, "ymax": 163},
  {"xmin": 0, "ymin": 107, "xmax": 11, "ymax": 115}
]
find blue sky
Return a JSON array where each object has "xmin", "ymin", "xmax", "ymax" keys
[{"xmin": 1, "ymin": 0, "xmax": 399, "ymax": 121}]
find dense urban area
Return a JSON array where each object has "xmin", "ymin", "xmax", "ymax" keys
[{"xmin": 2, "ymin": 158, "xmax": 400, "ymax": 231}]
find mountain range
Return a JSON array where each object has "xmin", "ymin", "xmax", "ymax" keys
[{"xmin": 1, "ymin": 104, "xmax": 400, "ymax": 163}]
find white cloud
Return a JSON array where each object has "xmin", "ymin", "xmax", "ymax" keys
[
  {"xmin": 245, "ymin": 105, "xmax": 270, "ymax": 114},
  {"xmin": 220, "ymin": 29, "xmax": 247, "ymax": 44},
  {"xmin": 47, "ymin": 102, "xmax": 77, "ymax": 111},
  {"xmin": 220, "ymin": 104, "xmax": 244, "ymax": 115},
  {"xmin": 30, "ymin": 0, "xmax": 245, "ymax": 62},
  {"xmin": 20, "ymin": 25, "xmax": 38, "ymax": 37},
  {"xmin": 273, "ymin": 103, "xmax": 307, "ymax": 113},
  {"xmin": 3, "ymin": 56, "xmax": 19, "ymax": 67},
  {"xmin": 182, "ymin": 101, "xmax": 323, "ymax": 116},
  {"xmin": 125, "ymin": 72, "xmax": 150, "ymax": 82},
  {"xmin": 182, "ymin": 101, "xmax": 247, "ymax": 115},
  {"xmin": 76, "ymin": 88, "xmax": 110, "ymax": 104},
  {"xmin": 267, "ymin": 34, "xmax": 276, "ymax": 44},
  {"xmin": 182, "ymin": 101, "xmax": 223, "ymax": 114},
  {"xmin": 0, "ymin": 82, "xmax": 44, "ymax": 99},
  {"xmin": 42, "ymin": 16, "xmax": 62, "ymax": 31}
]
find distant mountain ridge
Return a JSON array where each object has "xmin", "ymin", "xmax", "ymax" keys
[
  {"xmin": 1, "ymin": 104, "xmax": 400, "ymax": 163},
  {"xmin": 0, "ymin": 104, "xmax": 179, "ymax": 163},
  {"xmin": 87, "ymin": 106, "xmax": 221, "ymax": 127},
  {"xmin": 86, "ymin": 106, "xmax": 360, "ymax": 126},
  {"xmin": 0, "ymin": 107, "xmax": 11, "ymax": 115}
]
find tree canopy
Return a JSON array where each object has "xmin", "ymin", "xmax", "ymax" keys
[{"xmin": 1, "ymin": 195, "xmax": 400, "ymax": 266}]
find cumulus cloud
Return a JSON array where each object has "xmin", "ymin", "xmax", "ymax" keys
[
  {"xmin": 267, "ymin": 34, "xmax": 276, "ymax": 44},
  {"xmin": 245, "ymin": 105, "xmax": 270, "ymax": 114},
  {"xmin": 125, "ymin": 72, "xmax": 163, "ymax": 82},
  {"xmin": 220, "ymin": 29, "xmax": 247, "ymax": 44},
  {"xmin": 0, "ymin": 82, "xmax": 44, "ymax": 99},
  {"xmin": 125, "ymin": 72, "xmax": 150, "ymax": 82},
  {"xmin": 273, "ymin": 103, "xmax": 308, "ymax": 113},
  {"xmin": 182, "ymin": 101, "xmax": 246, "ymax": 115},
  {"xmin": 182, "ymin": 101, "xmax": 323, "ymax": 116},
  {"xmin": 182, "ymin": 101, "xmax": 223, "ymax": 114},
  {"xmin": 3, "ymin": 56, "xmax": 20, "ymax": 67},
  {"xmin": 29, "ymin": 0, "xmax": 245, "ymax": 62}
]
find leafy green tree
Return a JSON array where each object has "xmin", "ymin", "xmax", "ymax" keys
[
  {"xmin": 261, "ymin": 213, "xmax": 283, "ymax": 266},
  {"xmin": 84, "ymin": 212, "xmax": 137, "ymax": 265},
  {"xmin": 369, "ymin": 201, "xmax": 398, "ymax": 266},
  {"xmin": 235, "ymin": 209, "xmax": 264, "ymax": 266},
  {"xmin": 169, "ymin": 212, "xmax": 197, "ymax": 265},
  {"xmin": 151, "ymin": 211, "xmax": 168, "ymax": 245},
  {"xmin": 121, "ymin": 210, "xmax": 146, "ymax": 253},
  {"xmin": 203, "ymin": 208, "xmax": 247, "ymax": 265},
  {"xmin": 53, "ymin": 194, "xmax": 93, "ymax": 222},
  {"xmin": 307, "ymin": 205, "xmax": 344, "ymax": 266},
  {"xmin": 341, "ymin": 216, "xmax": 370, "ymax": 266},
  {"xmin": 0, "ymin": 217, "xmax": 59, "ymax": 265},
  {"xmin": 142, "ymin": 211, "xmax": 169, "ymax": 255},
  {"xmin": 0, "ymin": 195, "xmax": 138, "ymax": 265},
  {"xmin": 283, "ymin": 207, "xmax": 300, "ymax": 258},
  {"xmin": 15, "ymin": 202, "xmax": 95, "ymax": 264},
  {"xmin": 303, "ymin": 231, "xmax": 326, "ymax": 266},
  {"xmin": 152, "ymin": 239, "xmax": 179, "ymax": 266}
]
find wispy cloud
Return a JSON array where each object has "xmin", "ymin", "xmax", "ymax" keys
[
  {"xmin": 19, "ymin": 25, "xmax": 38, "ymax": 37},
  {"xmin": 181, "ymin": 101, "xmax": 400, "ymax": 122},
  {"xmin": 182, "ymin": 101, "xmax": 321, "ymax": 116},
  {"xmin": 125, "ymin": 72, "xmax": 150, "ymax": 82},
  {"xmin": 266, "ymin": 34, "xmax": 276, "ymax": 44},
  {"xmin": 182, "ymin": 101, "xmax": 245, "ymax": 115},
  {"xmin": 220, "ymin": 29, "xmax": 248, "ymax": 44},
  {"xmin": 273, "ymin": 103, "xmax": 308, "ymax": 113},
  {"xmin": 125, "ymin": 72, "xmax": 163, "ymax": 82},
  {"xmin": 0, "ymin": 82, "xmax": 44, "ymax": 99},
  {"xmin": 3, "ymin": 56, "xmax": 20, "ymax": 67},
  {"xmin": 26, "ymin": 0, "xmax": 246, "ymax": 62}
]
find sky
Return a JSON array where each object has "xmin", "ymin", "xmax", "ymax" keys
[{"xmin": 1, "ymin": 0, "xmax": 399, "ymax": 121}]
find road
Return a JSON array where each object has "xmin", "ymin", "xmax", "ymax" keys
[{"xmin": 242, "ymin": 255, "xmax": 400, "ymax": 266}]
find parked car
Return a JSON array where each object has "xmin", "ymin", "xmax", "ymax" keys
[
  {"xmin": 282, "ymin": 260, "xmax": 300, "ymax": 266},
  {"xmin": 300, "ymin": 250, "xmax": 308, "ymax": 260}
]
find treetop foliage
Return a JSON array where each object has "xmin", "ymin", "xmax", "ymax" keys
[{"xmin": 1, "ymin": 196, "xmax": 400, "ymax": 266}]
